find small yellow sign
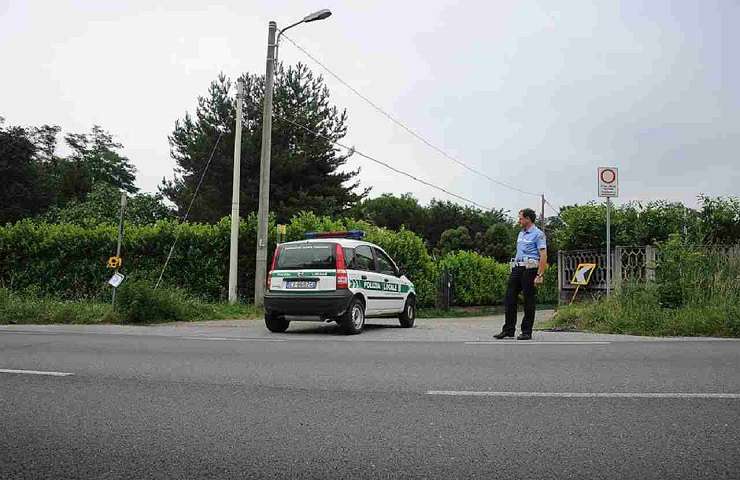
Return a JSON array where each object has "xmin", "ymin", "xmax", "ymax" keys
[
  {"xmin": 277, "ymin": 224, "xmax": 287, "ymax": 235},
  {"xmin": 571, "ymin": 263, "xmax": 596, "ymax": 286},
  {"xmin": 107, "ymin": 256, "xmax": 122, "ymax": 269}
]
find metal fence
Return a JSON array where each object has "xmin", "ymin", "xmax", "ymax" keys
[
  {"xmin": 557, "ymin": 244, "xmax": 740, "ymax": 303},
  {"xmin": 557, "ymin": 246, "xmax": 656, "ymax": 302}
]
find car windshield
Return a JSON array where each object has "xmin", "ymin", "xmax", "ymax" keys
[{"xmin": 276, "ymin": 243, "xmax": 335, "ymax": 270}]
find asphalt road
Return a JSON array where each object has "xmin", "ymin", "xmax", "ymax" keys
[{"xmin": 1, "ymin": 317, "xmax": 739, "ymax": 479}]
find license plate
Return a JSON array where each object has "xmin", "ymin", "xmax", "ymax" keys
[{"xmin": 285, "ymin": 280, "xmax": 317, "ymax": 289}]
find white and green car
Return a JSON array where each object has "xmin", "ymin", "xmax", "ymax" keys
[{"xmin": 264, "ymin": 231, "xmax": 416, "ymax": 334}]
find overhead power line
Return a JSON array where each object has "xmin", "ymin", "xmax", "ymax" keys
[
  {"xmin": 544, "ymin": 199, "xmax": 561, "ymax": 215},
  {"xmin": 155, "ymin": 130, "xmax": 225, "ymax": 289},
  {"xmin": 273, "ymin": 112, "xmax": 494, "ymax": 211},
  {"xmin": 281, "ymin": 33, "xmax": 541, "ymax": 198}
]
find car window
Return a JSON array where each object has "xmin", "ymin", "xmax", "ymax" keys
[
  {"xmin": 374, "ymin": 248, "xmax": 397, "ymax": 276},
  {"xmin": 276, "ymin": 243, "xmax": 335, "ymax": 270},
  {"xmin": 343, "ymin": 247, "xmax": 355, "ymax": 269},
  {"xmin": 354, "ymin": 245, "xmax": 375, "ymax": 271}
]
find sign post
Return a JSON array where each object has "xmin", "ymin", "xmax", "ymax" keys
[
  {"xmin": 598, "ymin": 167, "xmax": 618, "ymax": 296},
  {"xmin": 570, "ymin": 262, "xmax": 597, "ymax": 304},
  {"xmin": 111, "ymin": 192, "xmax": 127, "ymax": 307}
]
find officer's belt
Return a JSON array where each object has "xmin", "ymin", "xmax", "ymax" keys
[{"xmin": 510, "ymin": 259, "xmax": 539, "ymax": 268}]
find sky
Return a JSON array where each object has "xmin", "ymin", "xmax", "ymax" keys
[{"xmin": 1, "ymin": 0, "xmax": 738, "ymax": 217}]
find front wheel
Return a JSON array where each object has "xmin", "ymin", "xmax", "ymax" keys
[
  {"xmin": 339, "ymin": 297, "xmax": 365, "ymax": 335},
  {"xmin": 265, "ymin": 311, "xmax": 289, "ymax": 333},
  {"xmin": 399, "ymin": 297, "xmax": 416, "ymax": 328}
]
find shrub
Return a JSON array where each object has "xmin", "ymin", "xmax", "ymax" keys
[
  {"xmin": 115, "ymin": 279, "xmax": 208, "ymax": 324},
  {"xmin": 536, "ymin": 266, "xmax": 558, "ymax": 305},
  {"xmin": 437, "ymin": 251, "xmax": 509, "ymax": 306}
]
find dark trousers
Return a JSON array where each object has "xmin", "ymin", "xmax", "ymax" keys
[{"xmin": 503, "ymin": 267, "xmax": 537, "ymax": 335}]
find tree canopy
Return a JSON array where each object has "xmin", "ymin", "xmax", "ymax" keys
[{"xmin": 161, "ymin": 64, "xmax": 368, "ymax": 223}]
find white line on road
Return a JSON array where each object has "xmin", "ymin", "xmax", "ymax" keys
[
  {"xmin": 179, "ymin": 336, "xmax": 287, "ymax": 342},
  {"xmin": 465, "ymin": 341, "xmax": 611, "ymax": 345},
  {"xmin": 0, "ymin": 368, "xmax": 74, "ymax": 377},
  {"xmin": 426, "ymin": 391, "xmax": 740, "ymax": 399}
]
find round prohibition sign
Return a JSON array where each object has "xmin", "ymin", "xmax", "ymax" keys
[{"xmin": 600, "ymin": 168, "xmax": 616, "ymax": 184}]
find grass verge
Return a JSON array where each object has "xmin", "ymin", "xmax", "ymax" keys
[
  {"xmin": 0, "ymin": 287, "xmax": 261, "ymax": 325},
  {"xmin": 542, "ymin": 287, "xmax": 740, "ymax": 338}
]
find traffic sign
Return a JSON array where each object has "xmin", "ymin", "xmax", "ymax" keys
[
  {"xmin": 107, "ymin": 256, "xmax": 122, "ymax": 269},
  {"xmin": 108, "ymin": 272, "xmax": 125, "ymax": 288},
  {"xmin": 571, "ymin": 263, "xmax": 597, "ymax": 286},
  {"xmin": 598, "ymin": 167, "xmax": 618, "ymax": 197}
]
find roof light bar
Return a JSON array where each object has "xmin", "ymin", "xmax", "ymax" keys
[{"xmin": 304, "ymin": 230, "xmax": 365, "ymax": 240}]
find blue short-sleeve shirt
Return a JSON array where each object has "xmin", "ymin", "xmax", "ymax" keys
[{"xmin": 515, "ymin": 225, "xmax": 547, "ymax": 261}]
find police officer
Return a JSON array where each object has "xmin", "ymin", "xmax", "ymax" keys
[{"xmin": 494, "ymin": 208, "xmax": 547, "ymax": 340}]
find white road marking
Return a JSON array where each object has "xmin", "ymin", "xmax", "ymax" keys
[
  {"xmin": 179, "ymin": 336, "xmax": 287, "ymax": 342},
  {"xmin": 0, "ymin": 330, "xmax": 61, "ymax": 335},
  {"xmin": 465, "ymin": 341, "xmax": 610, "ymax": 345},
  {"xmin": 426, "ymin": 391, "xmax": 740, "ymax": 399},
  {"xmin": 0, "ymin": 368, "xmax": 74, "ymax": 377}
]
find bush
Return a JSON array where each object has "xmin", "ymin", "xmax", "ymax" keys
[
  {"xmin": 536, "ymin": 266, "xmax": 558, "ymax": 304},
  {"xmin": 438, "ymin": 251, "xmax": 509, "ymax": 306},
  {"xmin": 114, "ymin": 279, "xmax": 208, "ymax": 324}
]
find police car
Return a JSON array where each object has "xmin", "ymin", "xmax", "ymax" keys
[{"xmin": 263, "ymin": 231, "xmax": 416, "ymax": 334}]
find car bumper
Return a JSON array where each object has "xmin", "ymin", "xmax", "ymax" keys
[{"xmin": 264, "ymin": 289, "xmax": 354, "ymax": 317}]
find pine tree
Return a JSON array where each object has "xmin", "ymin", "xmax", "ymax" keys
[{"xmin": 162, "ymin": 64, "xmax": 368, "ymax": 223}]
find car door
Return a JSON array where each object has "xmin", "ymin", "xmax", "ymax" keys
[
  {"xmin": 373, "ymin": 247, "xmax": 405, "ymax": 313},
  {"xmin": 352, "ymin": 245, "xmax": 383, "ymax": 315}
]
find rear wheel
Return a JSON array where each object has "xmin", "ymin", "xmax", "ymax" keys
[
  {"xmin": 399, "ymin": 297, "xmax": 416, "ymax": 328},
  {"xmin": 339, "ymin": 297, "xmax": 365, "ymax": 335},
  {"xmin": 264, "ymin": 311, "xmax": 289, "ymax": 333}
]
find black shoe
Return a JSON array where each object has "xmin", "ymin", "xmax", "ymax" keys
[
  {"xmin": 517, "ymin": 333, "xmax": 532, "ymax": 340},
  {"xmin": 493, "ymin": 332, "xmax": 514, "ymax": 339}
]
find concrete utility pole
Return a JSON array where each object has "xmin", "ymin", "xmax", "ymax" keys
[
  {"xmin": 228, "ymin": 79, "xmax": 245, "ymax": 304},
  {"xmin": 540, "ymin": 194, "xmax": 545, "ymax": 232},
  {"xmin": 254, "ymin": 9, "xmax": 332, "ymax": 307},
  {"xmin": 254, "ymin": 21, "xmax": 278, "ymax": 307}
]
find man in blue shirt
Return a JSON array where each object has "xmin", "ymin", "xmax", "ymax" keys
[{"xmin": 494, "ymin": 208, "xmax": 547, "ymax": 340}]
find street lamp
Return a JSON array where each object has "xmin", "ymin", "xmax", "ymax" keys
[
  {"xmin": 241, "ymin": 9, "xmax": 331, "ymax": 307},
  {"xmin": 274, "ymin": 9, "xmax": 333, "ymax": 64}
]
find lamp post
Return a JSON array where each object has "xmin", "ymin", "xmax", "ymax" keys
[{"xmin": 252, "ymin": 9, "xmax": 332, "ymax": 307}]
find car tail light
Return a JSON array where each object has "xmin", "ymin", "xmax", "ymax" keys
[
  {"xmin": 335, "ymin": 243, "xmax": 348, "ymax": 290},
  {"xmin": 267, "ymin": 246, "xmax": 281, "ymax": 289}
]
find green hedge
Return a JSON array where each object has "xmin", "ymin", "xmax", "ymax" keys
[
  {"xmin": 0, "ymin": 215, "xmax": 273, "ymax": 301},
  {"xmin": 1, "ymin": 211, "xmax": 550, "ymax": 308},
  {"xmin": 437, "ymin": 251, "xmax": 509, "ymax": 306},
  {"xmin": 437, "ymin": 251, "xmax": 557, "ymax": 306},
  {"xmin": 537, "ymin": 266, "xmax": 559, "ymax": 304}
]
